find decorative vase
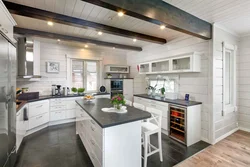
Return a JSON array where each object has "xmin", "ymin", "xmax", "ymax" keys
[
  {"xmin": 147, "ymin": 89, "xmax": 151, "ymax": 95},
  {"xmin": 114, "ymin": 104, "xmax": 122, "ymax": 110},
  {"xmin": 152, "ymin": 90, "xmax": 156, "ymax": 96}
]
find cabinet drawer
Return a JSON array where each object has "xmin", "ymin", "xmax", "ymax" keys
[
  {"xmin": 50, "ymin": 101, "xmax": 65, "ymax": 106},
  {"xmin": 50, "ymin": 111, "xmax": 66, "ymax": 121},
  {"xmin": 148, "ymin": 103, "xmax": 168, "ymax": 118},
  {"xmin": 65, "ymin": 109, "xmax": 75, "ymax": 119},
  {"xmin": 87, "ymin": 120, "xmax": 103, "ymax": 150},
  {"xmin": 29, "ymin": 100, "xmax": 49, "ymax": 118},
  {"xmin": 86, "ymin": 131, "xmax": 103, "ymax": 164},
  {"xmin": 66, "ymin": 101, "xmax": 77, "ymax": 110},
  {"xmin": 50, "ymin": 106, "xmax": 66, "ymax": 111},
  {"xmin": 29, "ymin": 112, "xmax": 49, "ymax": 130}
]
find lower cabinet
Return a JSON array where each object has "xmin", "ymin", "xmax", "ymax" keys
[
  {"xmin": 16, "ymin": 105, "xmax": 28, "ymax": 151},
  {"xmin": 134, "ymin": 96, "xmax": 169, "ymax": 132},
  {"xmin": 29, "ymin": 112, "xmax": 50, "ymax": 130},
  {"xmin": 50, "ymin": 111, "xmax": 66, "ymax": 121},
  {"xmin": 28, "ymin": 100, "xmax": 50, "ymax": 130}
]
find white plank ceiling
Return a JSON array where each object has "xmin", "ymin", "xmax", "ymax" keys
[
  {"xmin": 163, "ymin": 0, "xmax": 250, "ymax": 36},
  {"xmin": 6, "ymin": 0, "xmax": 185, "ymax": 51}
]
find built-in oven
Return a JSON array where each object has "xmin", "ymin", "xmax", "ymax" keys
[
  {"xmin": 111, "ymin": 90, "xmax": 123, "ymax": 98},
  {"xmin": 111, "ymin": 79, "xmax": 123, "ymax": 90}
]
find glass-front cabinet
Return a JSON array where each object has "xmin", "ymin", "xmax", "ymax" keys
[
  {"xmin": 138, "ymin": 52, "xmax": 201, "ymax": 74},
  {"xmin": 151, "ymin": 60, "xmax": 169, "ymax": 73},
  {"xmin": 139, "ymin": 63, "xmax": 150, "ymax": 74},
  {"xmin": 171, "ymin": 56, "xmax": 191, "ymax": 71},
  {"xmin": 105, "ymin": 65, "xmax": 129, "ymax": 73}
]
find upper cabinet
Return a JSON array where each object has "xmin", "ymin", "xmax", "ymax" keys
[
  {"xmin": 139, "ymin": 52, "xmax": 201, "ymax": 74},
  {"xmin": 0, "ymin": 1, "xmax": 17, "ymax": 42},
  {"xmin": 105, "ymin": 65, "xmax": 130, "ymax": 73}
]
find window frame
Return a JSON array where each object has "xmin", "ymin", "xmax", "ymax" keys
[
  {"xmin": 70, "ymin": 58, "xmax": 100, "ymax": 93},
  {"xmin": 222, "ymin": 42, "xmax": 237, "ymax": 115}
]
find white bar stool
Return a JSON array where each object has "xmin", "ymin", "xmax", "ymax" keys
[
  {"xmin": 133, "ymin": 102, "xmax": 145, "ymax": 110},
  {"xmin": 141, "ymin": 107, "xmax": 163, "ymax": 167},
  {"xmin": 125, "ymin": 99, "xmax": 133, "ymax": 106}
]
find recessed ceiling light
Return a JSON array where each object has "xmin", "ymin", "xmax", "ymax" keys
[
  {"xmin": 160, "ymin": 25, "xmax": 165, "ymax": 30},
  {"xmin": 26, "ymin": 41, "xmax": 33, "ymax": 44},
  {"xmin": 57, "ymin": 39, "xmax": 60, "ymax": 42},
  {"xmin": 81, "ymin": 49, "xmax": 84, "ymax": 51},
  {"xmin": 47, "ymin": 21, "xmax": 53, "ymax": 26},
  {"xmin": 118, "ymin": 11, "xmax": 124, "ymax": 17},
  {"xmin": 85, "ymin": 45, "xmax": 88, "ymax": 48},
  {"xmin": 98, "ymin": 31, "xmax": 103, "ymax": 35},
  {"xmin": 133, "ymin": 38, "xmax": 137, "ymax": 42},
  {"xmin": 113, "ymin": 47, "xmax": 115, "ymax": 49}
]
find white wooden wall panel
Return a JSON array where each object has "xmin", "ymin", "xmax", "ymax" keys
[
  {"xmin": 238, "ymin": 35, "xmax": 250, "ymax": 131},
  {"xmin": 127, "ymin": 35, "xmax": 211, "ymax": 142},
  {"xmin": 212, "ymin": 26, "xmax": 239, "ymax": 143},
  {"xmin": 17, "ymin": 41, "xmax": 127, "ymax": 95}
]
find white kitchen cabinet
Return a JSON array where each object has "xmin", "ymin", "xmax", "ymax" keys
[
  {"xmin": 104, "ymin": 65, "xmax": 129, "ymax": 73},
  {"xmin": 16, "ymin": 105, "xmax": 28, "ymax": 151},
  {"xmin": 134, "ymin": 96, "xmax": 169, "ymax": 133},
  {"xmin": 94, "ymin": 94, "xmax": 110, "ymax": 99},
  {"xmin": 138, "ymin": 52, "xmax": 201, "ymax": 74},
  {"xmin": 29, "ymin": 112, "xmax": 49, "ymax": 130},
  {"xmin": 50, "ymin": 111, "xmax": 66, "ymax": 121},
  {"xmin": 28, "ymin": 100, "xmax": 49, "ymax": 130},
  {"xmin": 0, "ymin": 1, "xmax": 16, "ymax": 42},
  {"xmin": 65, "ymin": 109, "xmax": 76, "ymax": 119},
  {"xmin": 123, "ymin": 79, "xmax": 133, "ymax": 101}
]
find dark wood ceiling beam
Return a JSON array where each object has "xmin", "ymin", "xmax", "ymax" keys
[
  {"xmin": 81, "ymin": 0, "xmax": 212, "ymax": 40},
  {"xmin": 3, "ymin": 1, "xmax": 166, "ymax": 44},
  {"xmin": 14, "ymin": 27, "xmax": 142, "ymax": 51}
]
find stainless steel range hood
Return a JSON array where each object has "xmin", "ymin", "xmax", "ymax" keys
[{"xmin": 17, "ymin": 37, "xmax": 41, "ymax": 79}]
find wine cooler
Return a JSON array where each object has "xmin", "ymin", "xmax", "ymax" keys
[{"xmin": 169, "ymin": 105, "xmax": 187, "ymax": 145}]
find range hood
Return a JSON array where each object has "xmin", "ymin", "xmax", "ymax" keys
[{"xmin": 17, "ymin": 37, "xmax": 41, "ymax": 79}]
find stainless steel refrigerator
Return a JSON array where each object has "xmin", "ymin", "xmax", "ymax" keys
[{"xmin": 0, "ymin": 32, "xmax": 17, "ymax": 167}]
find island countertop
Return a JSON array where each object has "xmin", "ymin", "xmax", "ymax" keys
[{"xmin": 76, "ymin": 98, "xmax": 151, "ymax": 128}]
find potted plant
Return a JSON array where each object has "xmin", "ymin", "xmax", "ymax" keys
[
  {"xmin": 111, "ymin": 94, "xmax": 125, "ymax": 110},
  {"xmin": 107, "ymin": 73, "xmax": 112, "ymax": 78},
  {"xmin": 78, "ymin": 88, "xmax": 85, "ymax": 95},
  {"xmin": 151, "ymin": 86, "xmax": 157, "ymax": 96},
  {"xmin": 159, "ymin": 87, "xmax": 165, "ymax": 98},
  {"xmin": 71, "ymin": 87, "xmax": 78, "ymax": 95},
  {"xmin": 146, "ymin": 86, "xmax": 154, "ymax": 95}
]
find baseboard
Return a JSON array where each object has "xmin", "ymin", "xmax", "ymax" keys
[
  {"xmin": 201, "ymin": 137, "xmax": 210, "ymax": 144},
  {"xmin": 162, "ymin": 129, "xmax": 169, "ymax": 136},
  {"xmin": 214, "ymin": 128, "xmax": 239, "ymax": 144},
  {"xmin": 239, "ymin": 127, "xmax": 250, "ymax": 132},
  {"xmin": 49, "ymin": 119, "xmax": 75, "ymax": 126}
]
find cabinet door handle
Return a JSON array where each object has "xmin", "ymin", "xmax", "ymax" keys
[
  {"xmin": 36, "ymin": 105, "xmax": 43, "ymax": 108},
  {"xmin": 90, "ymin": 120, "xmax": 95, "ymax": 125},
  {"xmin": 90, "ymin": 126, "xmax": 95, "ymax": 132},
  {"xmin": 16, "ymin": 112, "xmax": 21, "ymax": 116},
  {"xmin": 36, "ymin": 115, "xmax": 43, "ymax": 119},
  {"xmin": 90, "ymin": 139, "xmax": 95, "ymax": 146}
]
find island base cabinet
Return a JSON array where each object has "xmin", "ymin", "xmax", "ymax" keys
[{"xmin": 76, "ymin": 106, "xmax": 142, "ymax": 167}]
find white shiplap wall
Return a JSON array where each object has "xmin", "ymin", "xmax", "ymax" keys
[
  {"xmin": 17, "ymin": 41, "xmax": 127, "ymax": 95},
  {"xmin": 213, "ymin": 26, "xmax": 239, "ymax": 143},
  {"xmin": 127, "ymin": 35, "xmax": 211, "ymax": 142},
  {"xmin": 238, "ymin": 35, "xmax": 250, "ymax": 132}
]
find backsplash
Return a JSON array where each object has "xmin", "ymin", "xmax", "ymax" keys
[{"xmin": 17, "ymin": 41, "xmax": 127, "ymax": 96}]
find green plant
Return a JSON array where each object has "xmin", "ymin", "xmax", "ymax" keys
[
  {"xmin": 71, "ymin": 87, "xmax": 77, "ymax": 93},
  {"xmin": 111, "ymin": 94, "xmax": 125, "ymax": 109},
  {"xmin": 159, "ymin": 87, "xmax": 165, "ymax": 95},
  {"xmin": 107, "ymin": 73, "xmax": 112, "ymax": 77},
  {"xmin": 78, "ymin": 88, "xmax": 85, "ymax": 93}
]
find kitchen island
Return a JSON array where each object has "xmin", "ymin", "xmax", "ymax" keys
[{"xmin": 75, "ymin": 98, "xmax": 151, "ymax": 167}]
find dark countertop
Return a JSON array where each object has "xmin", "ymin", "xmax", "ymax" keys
[
  {"xmin": 76, "ymin": 98, "xmax": 151, "ymax": 128},
  {"xmin": 16, "ymin": 93, "xmax": 110, "ymax": 112},
  {"xmin": 134, "ymin": 94, "xmax": 202, "ymax": 107}
]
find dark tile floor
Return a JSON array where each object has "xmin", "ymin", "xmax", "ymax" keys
[{"xmin": 15, "ymin": 123, "xmax": 209, "ymax": 167}]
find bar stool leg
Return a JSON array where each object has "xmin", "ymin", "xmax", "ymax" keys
[
  {"xmin": 158, "ymin": 132, "xmax": 163, "ymax": 162},
  {"xmin": 148, "ymin": 135, "xmax": 151, "ymax": 153},
  {"xmin": 144, "ymin": 134, "xmax": 148, "ymax": 167}
]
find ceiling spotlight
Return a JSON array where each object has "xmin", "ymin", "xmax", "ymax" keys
[
  {"xmin": 47, "ymin": 21, "xmax": 53, "ymax": 26},
  {"xmin": 98, "ymin": 31, "xmax": 103, "ymax": 35},
  {"xmin": 118, "ymin": 11, "xmax": 124, "ymax": 17},
  {"xmin": 85, "ymin": 45, "xmax": 88, "ymax": 48},
  {"xmin": 57, "ymin": 39, "xmax": 60, "ymax": 42},
  {"xmin": 160, "ymin": 25, "xmax": 165, "ymax": 30},
  {"xmin": 113, "ymin": 47, "xmax": 115, "ymax": 49},
  {"xmin": 133, "ymin": 38, "xmax": 137, "ymax": 42}
]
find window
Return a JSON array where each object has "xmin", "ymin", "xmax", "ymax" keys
[
  {"xmin": 223, "ymin": 42, "xmax": 237, "ymax": 114},
  {"xmin": 71, "ymin": 60, "xmax": 99, "ymax": 92},
  {"xmin": 149, "ymin": 79, "xmax": 176, "ymax": 94}
]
